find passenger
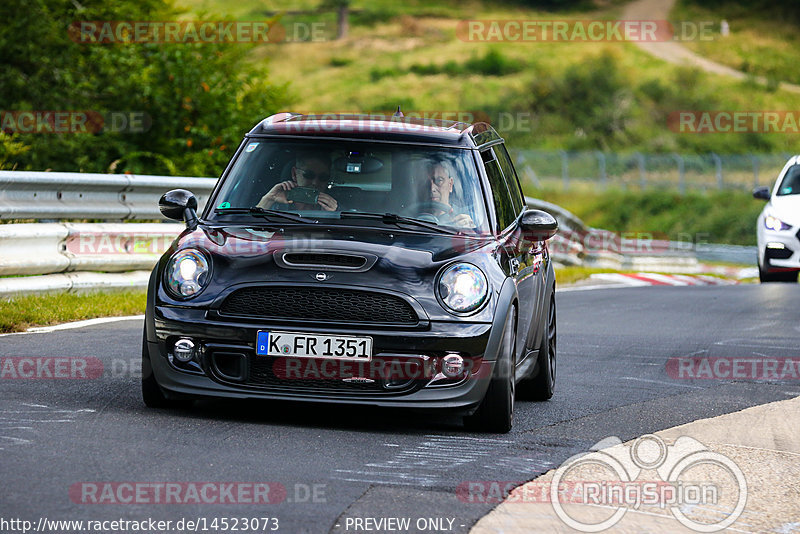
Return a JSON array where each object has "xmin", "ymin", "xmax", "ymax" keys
[
  {"xmin": 257, "ymin": 152, "xmax": 339, "ymax": 211},
  {"xmin": 421, "ymin": 160, "xmax": 474, "ymax": 228}
]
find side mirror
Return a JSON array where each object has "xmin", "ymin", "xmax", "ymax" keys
[
  {"xmin": 159, "ymin": 189, "xmax": 199, "ymax": 230},
  {"xmin": 520, "ymin": 209, "xmax": 558, "ymax": 241},
  {"xmin": 752, "ymin": 186, "xmax": 771, "ymax": 201}
]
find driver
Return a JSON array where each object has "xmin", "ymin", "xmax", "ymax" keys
[
  {"xmin": 257, "ymin": 152, "xmax": 339, "ymax": 211},
  {"xmin": 422, "ymin": 161, "xmax": 474, "ymax": 228}
]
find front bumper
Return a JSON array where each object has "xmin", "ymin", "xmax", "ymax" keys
[
  {"xmin": 760, "ymin": 228, "xmax": 800, "ymax": 271},
  {"xmin": 147, "ymin": 306, "xmax": 496, "ymax": 410}
]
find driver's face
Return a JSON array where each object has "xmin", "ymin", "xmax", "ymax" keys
[
  {"xmin": 293, "ymin": 158, "xmax": 331, "ymax": 190},
  {"xmin": 428, "ymin": 165, "xmax": 453, "ymax": 205}
]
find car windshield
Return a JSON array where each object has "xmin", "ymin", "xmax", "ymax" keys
[
  {"xmin": 776, "ymin": 164, "xmax": 800, "ymax": 196},
  {"xmin": 208, "ymin": 139, "xmax": 490, "ymax": 233}
]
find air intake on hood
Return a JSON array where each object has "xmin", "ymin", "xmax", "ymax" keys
[{"xmin": 276, "ymin": 251, "xmax": 376, "ymax": 271}]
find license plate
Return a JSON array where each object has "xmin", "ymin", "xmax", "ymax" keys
[{"xmin": 255, "ymin": 331, "xmax": 372, "ymax": 361}]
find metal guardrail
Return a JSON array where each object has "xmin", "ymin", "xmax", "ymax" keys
[
  {"xmin": 0, "ymin": 171, "xmax": 216, "ymax": 220},
  {"xmin": 0, "ymin": 223, "xmax": 182, "ymax": 277},
  {"xmin": 0, "ymin": 172, "xmax": 729, "ymax": 297},
  {"xmin": 513, "ymin": 150, "xmax": 795, "ymax": 192}
]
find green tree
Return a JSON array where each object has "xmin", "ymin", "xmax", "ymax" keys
[{"xmin": 0, "ymin": 0, "xmax": 289, "ymax": 175}]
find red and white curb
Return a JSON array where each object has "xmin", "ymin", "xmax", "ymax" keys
[
  {"xmin": 560, "ymin": 272, "xmax": 738, "ymax": 292},
  {"xmin": 596, "ymin": 272, "xmax": 738, "ymax": 286}
]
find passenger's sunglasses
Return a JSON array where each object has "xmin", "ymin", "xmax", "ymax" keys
[{"xmin": 296, "ymin": 168, "xmax": 331, "ymax": 182}]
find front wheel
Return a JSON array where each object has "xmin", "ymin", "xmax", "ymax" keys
[
  {"xmin": 518, "ymin": 291, "xmax": 556, "ymax": 400},
  {"xmin": 465, "ymin": 311, "xmax": 516, "ymax": 433},
  {"xmin": 141, "ymin": 326, "xmax": 185, "ymax": 408}
]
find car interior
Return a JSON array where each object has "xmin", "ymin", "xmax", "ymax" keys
[{"xmin": 216, "ymin": 141, "xmax": 484, "ymax": 228}]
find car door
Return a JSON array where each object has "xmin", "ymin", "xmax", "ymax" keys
[
  {"xmin": 479, "ymin": 146, "xmax": 531, "ymax": 364},
  {"xmin": 493, "ymin": 144, "xmax": 542, "ymax": 355}
]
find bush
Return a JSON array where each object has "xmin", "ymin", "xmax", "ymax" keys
[{"xmin": 408, "ymin": 49, "xmax": 524, "ymax": 78}]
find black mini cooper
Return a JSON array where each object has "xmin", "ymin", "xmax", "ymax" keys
[{"xmin": 142, "ymin": 113, "xmax": 558, "ymax": 432}]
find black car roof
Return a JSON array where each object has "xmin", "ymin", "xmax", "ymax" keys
[{"xmin": 246, "ymin": 112, "xmax": 502, "ymax": 148}]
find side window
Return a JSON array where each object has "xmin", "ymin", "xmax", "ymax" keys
[
  {"xmin": 481, "ymin": 149, "xmax": 516, "ymax": 231},
  {"xmin": 494, "ymin": 145, "xmax": 525, "ymax": 213}
]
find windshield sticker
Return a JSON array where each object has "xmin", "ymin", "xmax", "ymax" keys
[
  {"xmin": 244, "ymin": 142, "xmax": 259, "ymax": 153},
  {"xmin": 217, "ymin": 201, "xmax": 231, "ymax": 209}
]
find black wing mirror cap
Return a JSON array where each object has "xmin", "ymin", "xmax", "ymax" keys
[
  {"xmin": 520, "ymin": 209, "xmax": 558, "ymax": 241},
  {"xmin": 752, "ymin": 186, "xmax": 771, "ymax": 201},
  {"xmin": 159, "ymin": 189, "xmax": 199, "ymax": 229}
]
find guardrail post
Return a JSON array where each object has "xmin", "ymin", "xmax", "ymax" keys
[
  {"xmin": 750, "ymin": 155, "xmax": 759, "ymax": 188},
  {"xmin": 596, "ymin": 151, "xmax": 607, "ymax": 189},
  {"xmin": 559, "ymin": 150, "xmax": 569, "ymax": 191},
  {"xmin": 634, "ymin": 152, "xmax": 645, "ymax": 190},
  {"xmin": 711, "ymin": 152, "xmax": 723, "ymax": 189},
  {"xmin": 672, "ymin": 154, "xmax": 685, "ymax": 194}
]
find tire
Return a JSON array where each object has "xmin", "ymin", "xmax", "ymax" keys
[
  {"xmin": 759, "ymin": 256, "xmax": 798, "ymax": 283},
  {"xmin": 141, "ymin": 326, "xmax": 175, "ymax": 408},
  {"xmin": 518, "ymin": 291, "xmax": 556, "ymax": 401},
  {"xmin": 465, "ymin": 310, "xmax": 516, "ymax": 433}
]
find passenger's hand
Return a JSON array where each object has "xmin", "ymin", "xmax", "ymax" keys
[
  {"xmin": 257, "ymin": 180, "xmax": 296, "ymax": 208},
  {"xmin": 317, "ymin": 192, "xmax": 338, "ymax": 211}
]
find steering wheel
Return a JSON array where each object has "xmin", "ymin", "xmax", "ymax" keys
[{"xmin": 407, "ymin": 201, "xmax": 452, "ymax": 217}]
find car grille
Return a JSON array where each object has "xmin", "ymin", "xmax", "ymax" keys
[
  {"xmin": 768, "ymin": 246, "xmax": 793, "ymax": 260},
  {"xmin": 219, "ymin": 287, "xmax": 418, "ymax": 325}
]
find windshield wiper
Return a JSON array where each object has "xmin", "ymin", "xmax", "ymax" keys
[
  {"xmin": 214, "ymin": 207, "xmax": 317, "ymax": 224},
  {"xmin": 339, "ymin": 211, "xmax": 460, "ymax": 235}
]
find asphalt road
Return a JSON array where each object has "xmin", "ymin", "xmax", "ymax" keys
[{"xmin": 1, "ymin": 284, "xmax": 799, "ymax": 534}]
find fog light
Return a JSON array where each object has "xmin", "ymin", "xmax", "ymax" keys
[
  {"xmin": 442, "ymin": 354, "xmax": 465, "ymax": 378},
  {"xmin": 173, "ymin": 338, "xmax": 196, "ymax": 363},
  {"xmin": 767, "ymin": 242, "xmax": 786, "ymax": 249}
]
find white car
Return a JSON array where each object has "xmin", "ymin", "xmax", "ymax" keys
[{"xmin": 753, "ymin": 155, "xmax": 800, "ymax": 283}]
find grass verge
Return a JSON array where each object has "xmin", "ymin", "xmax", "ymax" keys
[
  {"xmin": 0, "ymin": 290, "xmax": 146, "ymax": 334},
  {"xmin": 672, "ymin": 0, "xmax": 800, "ymax": 87}
]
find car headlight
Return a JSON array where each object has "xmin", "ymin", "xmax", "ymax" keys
[
  {"xmin": 765, "ymin": 215, "xmax": 791, "ymax": 231},
  {"xmin": 437, "ymin": 263, "xmax": 488, "ymax": 314},
  {"xmin": 165, "ymin": 248, "xmax": 210, "ymax": 298}
]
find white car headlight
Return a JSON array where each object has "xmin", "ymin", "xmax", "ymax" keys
[
  {"xmin": 437, "ymin": 263, "xmax": 488, "ymax": 314},
  {"xmin": 765, "ymin": 215, "xmax": 791, "ymax": 231},
  {"xmin": 165, "ymin": 248, "xmax": 210, "ymax": 298}
]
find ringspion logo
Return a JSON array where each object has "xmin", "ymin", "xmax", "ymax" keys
[{"xmin": 550, "ymin": 435, "xmax": 746, "ymax": 532}]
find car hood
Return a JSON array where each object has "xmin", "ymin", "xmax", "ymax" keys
[
  {"xmin": 179, "ymin": 224, "xmax": 496, "ymax": 263},
  {"xmin": 767, "ymin": 196, "xmax": 800, "ymax": 227},
  {"xmin": 159, "ymin": 224, "xmax": 506, "ymax": 322}
]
